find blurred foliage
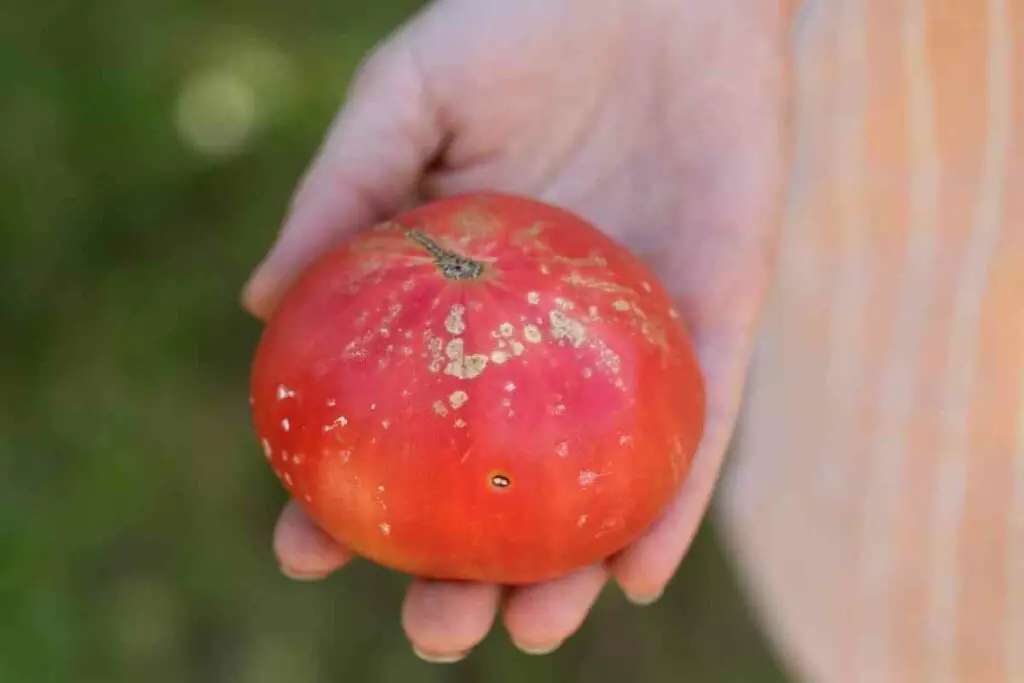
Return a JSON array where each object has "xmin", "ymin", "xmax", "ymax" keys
[{"xmin": 0, "ymin": 1, "xmax": 788, "ymax": 681}]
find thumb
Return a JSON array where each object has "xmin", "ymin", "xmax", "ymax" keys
[{"xmin": 242, "ymin": 39, "xmax": 442, "ymax": 320}]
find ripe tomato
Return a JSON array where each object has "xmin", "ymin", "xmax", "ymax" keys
[{"xmin": 250, "ymin": 192, "xmax": 705, "ymax": 584}]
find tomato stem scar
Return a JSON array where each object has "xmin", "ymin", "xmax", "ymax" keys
[{"xmin": 406, "ymin": 230, "xmax": 484, "ymax": 280}]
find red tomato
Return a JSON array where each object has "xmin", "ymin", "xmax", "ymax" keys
[{"xmin": 250, "ymin": 192, "xmax": 705, "ymax": 584}]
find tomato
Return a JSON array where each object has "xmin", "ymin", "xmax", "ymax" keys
[{"xmin": 250, "ymin": 192, "xmax": 705, "ymax": 584}]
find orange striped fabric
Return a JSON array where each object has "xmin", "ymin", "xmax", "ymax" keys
[{"xmin": 717, "ymin": 1, "xmax": 1022, "ymax": 681}]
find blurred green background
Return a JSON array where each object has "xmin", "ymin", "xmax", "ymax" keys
[{"xmin": 1, "ymin": 1, "xmax": 789, "ymax": 681}]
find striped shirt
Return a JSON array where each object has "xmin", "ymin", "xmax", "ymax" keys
[{"xmin": 717, "ymin": 1, "xmax": 1022, "ymax": 681}]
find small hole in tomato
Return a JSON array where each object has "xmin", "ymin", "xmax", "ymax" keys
[{"xmin": 490, "ymin": 473, "xmax": 511, "ymax": 489}]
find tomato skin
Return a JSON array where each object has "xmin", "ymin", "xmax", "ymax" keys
[{"xmin": 250, "ymin": 192, "xmax": 705, "ymax": 585}]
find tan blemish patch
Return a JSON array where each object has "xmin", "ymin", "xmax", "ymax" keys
[
  {"xmin": 523, "ymin": 324, "xmax": 542, "ymax": 343},
  {"xmin": 490, "ymin": 350, "xmax": 510, "ymax": 364},
  {"xmin": 379, "ymin": 522, "xmax": 391, "ymax": 536},
  {"xmin": 444, "ymin": 338, "xmax": 489, "ymax": 379},
  {"xmin": 432, "ymin": 400, "xmax": 449, "ymax": 417},
  {"xmin": 612, "ymin": 299, "xmax": 631, "ymax": 312},
  {"xmin": 548, "ymin": 310, "xmax": 586, "ymax": 347},
  {"xmin": 509, "ymin": 340, "xmax": 525, "ymax": 356},
  {"xmin": 445, "ymin": 304, "xmax": 467, "ymax": 335},
  {"xmin": 527, "ymin": 291, "xmax": 540, "ymax": 304},
  {"xmin": 452, "ymin": 208, "xmax": 501, "ymax": 239},
  {"xmin": 449, "ymin": 390, "xmax": 469, "ymax": 410},
  {"xmin": 498, "ymin": 322, "xmax": 515, "ymax": 337},
  {"xmin": 562, "ymin": 271, "xmax": 633, "ymax": 294}
]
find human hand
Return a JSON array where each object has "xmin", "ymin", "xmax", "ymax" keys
[{"xmin": 243, "ymin": 0, "xmax": 792, "ymax": 662}]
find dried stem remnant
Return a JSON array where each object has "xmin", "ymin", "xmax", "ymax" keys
[{"xmin": 406, "ymin": 230, "xmax": 484, "ymax": 280}]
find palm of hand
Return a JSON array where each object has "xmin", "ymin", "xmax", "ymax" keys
[{"xmin": 244, "ymin": 0, "xmax": 790, "ymax": 660}]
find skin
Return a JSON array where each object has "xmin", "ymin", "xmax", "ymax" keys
[{"xmin": 243, "ymin": 0, "xmax": 793, "ymax": 662}]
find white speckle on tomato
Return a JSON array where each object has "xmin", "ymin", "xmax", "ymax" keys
[
  {"xmin": 369, "ymin": 403, "xmax": 376, "ymax": 410},
  {"xmin": 284, "ymin": 472, "xmax": 293, "ymax": 486},
  {"xmin": 281, "ymin": 418, "xmax": 290, "ymax": 432},
  {"xmin": 327, "ymin": 398, "xmax": 337, "ymax": 407},
  {"xmin": 340, "ymin": 449, "xmax": 351, "ymax": 463},
  {"xmin": 261, "ymin": 439, "xmax": 272, "ymax": 459},
  {"xmin": 304, "ymin": 494, "xmax": 312, "ymax": 502},
  {"xmin": 555, "ymin": 442, "xmax": 569, "ymax": 457},
  {"xmin": 554, "ymin": 297, "xmax": 574, "ymax": 310},
  {"xmin": 577, "ymin": 514, "xmax": 588, "ymax": 527},
  {"xmin": 668, "ymin": 307, "xmax": 680, "ymax": 320},
  {"xmin": 504, "ymin": 382, "xmax": 516, "ymax": 392},
  {"xmin": 292, "ymin": 452, "xmax": 304, "ymax": 464},
  {"xmin": 379, "ymin": 522, "xmax": 391, "ymax": 536},
  {"xmin": 454, "ymin": 418, "xmax": 467, "ymax": 429},
  {"xmin": 323, "ymin": 416, "xmax": 348, "ymax": 433},
  {"xmin": 276, "ymin": 385, "xmax": 296, "ymax": 400},
  {"xmin": 381, "ymin": 418, "xmax": 391, "ymax": 429},
  {"xmin": 377, "ymin": 485, "xmax": 385, "ymax": 493},
  {"xmin": 449, "ymin": 390, "xmax": 469, "ymax": 409},
  {"xmin": 527, "ymin": 291, "xmax": 540, "ymax": 304},
  {"xmin": 612, "ymin": 299, "xmax": 630, "ymax": 312},
  {"xmin": 578, "ymin": 470, "xmax": 598, "ymax": 487},
  {"xmin": 619, "ymin": 435, "xmax": 634, "ymax": 447},
  {"xmin": 641, "ymin": 281, "xmax": 652, "ymax": 292}
]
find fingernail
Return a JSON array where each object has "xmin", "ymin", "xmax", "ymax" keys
[
  {"xmin": 514, "ymin": 640, "xmax": 563, "ymax": 656},
  {"xmin": 280, "ymin": 565, "xmax": 328, "ymax": 581},
  {"xmin": 412, "ymin": 645, "xmax": 470, "ymax": 664},
  {"xmin": 624, "ymin": 588, "xmax": 663, "ymax": 606}
]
